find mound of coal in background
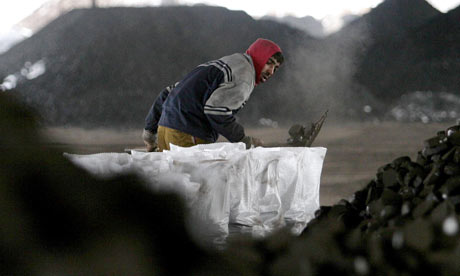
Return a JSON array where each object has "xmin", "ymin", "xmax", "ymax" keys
[
  {"xmin": 0, "ymin": 6, "xmax": 312, "ymax": 128},
  {"xmin": 354, "ymin": 3, "xmax": 460, "ymax": 103},
  {"xmin": 1, "ymin": 0, "xmax": 459, "ymax": 128},
  {"xmin": 322, "ymin": 0, "xmax": 460, "ymax": 113}
]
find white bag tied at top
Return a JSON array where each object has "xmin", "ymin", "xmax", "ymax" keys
[{"xmin": 64, "ymin": 142, "xmax": 327, "ymax": 244}]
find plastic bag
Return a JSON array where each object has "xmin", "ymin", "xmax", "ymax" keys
[{"xmin": 65, "ymin": 142, "xmax": 327, "ymax": 243}]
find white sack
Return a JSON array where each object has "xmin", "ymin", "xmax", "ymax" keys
[{"xmin": 64, "ymin": 142, "xmax": 326, "ymax": 243}]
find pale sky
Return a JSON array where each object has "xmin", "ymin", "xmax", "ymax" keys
[{"xmin": 2, "ymin": 0, "xmax": 460, "ymax": 31}]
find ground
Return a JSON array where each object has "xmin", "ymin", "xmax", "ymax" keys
[{"xmin": 43, "ymin": 122, "xmax": 453, "ymax": 206}]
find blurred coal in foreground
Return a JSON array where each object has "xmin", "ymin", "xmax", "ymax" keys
[
  {"xmin": 3, "ymin": 91, "xmax": 460, "ymax": 275},
  {"xmin": 304, "ymin": 125, "xmax": 460, "ymax": 275},
  {"xmin": 0, "ymin": 93, "xmax": 249, "ymax": 275}
]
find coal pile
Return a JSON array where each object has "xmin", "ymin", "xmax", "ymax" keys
[
  {"xmin": 277, "ymin": 125, "xmax": 460, "ymax": 275},
  {"xmin": 221, "ymin": 125, "xmax": 460, "ymax": 276},
  {"xmin": 354, "ymin": 4, "xmax": 460, "ymax": 103},
  {"xmin": 0, "ymin": 6, "xmax": 312, "ymax": 127}
]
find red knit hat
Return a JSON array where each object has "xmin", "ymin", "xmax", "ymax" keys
[{"xmin": 246, "ymin": 38, "xmax": 282, "ymax": 85}]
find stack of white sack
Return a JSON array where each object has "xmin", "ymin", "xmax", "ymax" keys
[{"xmin": 64, "ymin": 142, "xmax": 327, "ymax": 245}]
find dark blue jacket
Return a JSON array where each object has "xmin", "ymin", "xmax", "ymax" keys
[{"xmin": 145, "ymin": 53, "xmax": 256, "ymax": 142}]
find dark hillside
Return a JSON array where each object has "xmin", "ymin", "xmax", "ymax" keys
[
  {"xmin": 301, "ymin": 0, "xmax": 442, "ymax": 117},
  {"xmin": 0, "ymin": 6, "xmax": 313, "ymax": 127},
  {"xmin": 363, "ymin": 0, "xmax": 440, "ymax": 41},
  {"xmin": 355, "ymin": 5, "xmax": 460, "ymax": 102},
  {"xmin": 325, "ymin": 0, "xmax": 440, "ymax": 56},
  {"xmin": 1, "ymin": 1, "xmax": 458, "ymax": 127}
]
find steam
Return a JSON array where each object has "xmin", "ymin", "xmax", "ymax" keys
[{"xmin": 285, "ymin": 17, "xmax": 376, "ymax": 121}]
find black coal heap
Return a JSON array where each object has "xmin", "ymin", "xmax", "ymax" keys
[{"xmin": 290, "ymin": 125, "xmax": 460, "ymax": 275}]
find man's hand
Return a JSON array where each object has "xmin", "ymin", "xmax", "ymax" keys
[
  {"xmin": 241, "ymin": 136, "xmax": 264, "ymax": 149},
  {"xmin": 142, "ymin": 129, "xmax": 158, "ymax": 152},
  {"xmin": 144, "ymin": 141, "xmax": 157, "ymax": 152},
  {"xmin": 252, "ymin": 137, "xmax": 264, "ymax": 147}
]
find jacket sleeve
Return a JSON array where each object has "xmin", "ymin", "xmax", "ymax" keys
[
  {"xmin": 204, "ymin": 82, "xmax": 251, "ymax": 142},
  {"xmin": 144, "ymin": 83, "xmax": 177, "ymax": 133}
]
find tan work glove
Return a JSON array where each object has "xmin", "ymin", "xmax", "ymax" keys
[
  {"xmin": 142, "ymin": 129, "xmax": 158, "ymax": 152},
  {"xmin": 240, "ymin": 136, "xmax": 264, "ymax": 149}
]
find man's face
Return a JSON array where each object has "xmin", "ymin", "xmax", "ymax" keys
[{"xmin": 259, "ymin": 56, "xmax": 281, "ymax": 83}]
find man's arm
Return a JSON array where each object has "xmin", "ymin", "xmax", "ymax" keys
[
  {"xmin": 143, "ymin": 83, "xmax": 177, "ymax": 151},
  {"xmin": 205, "ymin": 111, "xmax": 245, "ymax": 142},
  {"xmin": 204, "ymin": 82, "xmax": 262, "ymax": 148},
  {"xmin": 144, "ymin": 83, "xmax": 177, "ymax": 133},
  {"xmin": 205, "ymin": 112, "xmax": 263, "ymax": 148}
]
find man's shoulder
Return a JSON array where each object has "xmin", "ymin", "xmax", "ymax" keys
[
  {"xmin": 220, "ymin": 53, "xmax": 252, "ymax": 67},
  {"xmin": 219, "ymin": 53, "xmax": 254, "ymax": 84}
]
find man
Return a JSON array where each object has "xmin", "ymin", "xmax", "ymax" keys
[{"xmin": 143, "ymin": 38, "xmax": 284, "ymax": 152}]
